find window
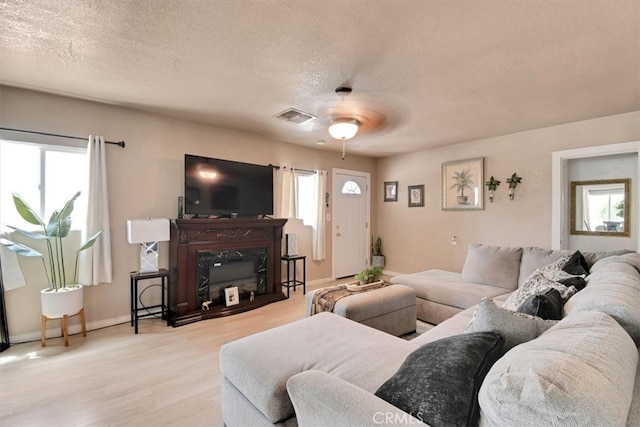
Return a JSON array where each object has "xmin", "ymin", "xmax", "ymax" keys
[
  {"xmin": 0, "ymin": 140, "xmax": 88, "ymax": 232},
  {"xmin": 341, "ymin": 180, "xmax": 362, "ymax": 195},
  {"xmin": 295, "ymin": 171, "xmax": 316, "ymax": 227}
]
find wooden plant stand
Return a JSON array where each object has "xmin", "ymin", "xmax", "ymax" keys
[{"xmin": 41, "ymin": 307, "xmax": 87, "ymax": 347}]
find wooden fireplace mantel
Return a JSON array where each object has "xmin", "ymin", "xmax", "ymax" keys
[{"xmin": 168, "ymin": 217, "xmax": 287, "ymax": 326}]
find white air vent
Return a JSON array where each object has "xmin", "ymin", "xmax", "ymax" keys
[{"xmin": 275, "ymin": 108, "xmax": 316, "ymax": 124}]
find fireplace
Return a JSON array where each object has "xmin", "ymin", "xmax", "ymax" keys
[
  {"xmin": 169, "ymin": 218, "xmax": 287, "ymax": 326},
  {"xmin": 196, "ymin": 247, "xmax": 267, "ymax": 307}
]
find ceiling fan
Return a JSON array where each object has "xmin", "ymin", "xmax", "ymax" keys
[
  {"xmin": 318, "ymin": 85, "xmax": 389, "ymax": 159},
  {"xmin": 276, "ymin": 85, "xmax": 394, "ymax": 158}
]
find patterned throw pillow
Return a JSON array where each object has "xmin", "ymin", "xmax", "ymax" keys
[{"xmin": 502, "ymin": 255, "xmax": 579, "ymax": 311}]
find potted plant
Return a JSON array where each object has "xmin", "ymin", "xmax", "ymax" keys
[
  {"xmin": 0, "ymin": 192, "xmax": 102, "ymax": 318},
  {"xmin": 371, "ymin": 236, "xmax": 385, "ymax": 268},
  {"xmin": 354, "ymin": 265, "xmax": 383, "ymax": 285},
  {"xmin": 450, "ymin": 169, "xmax": 474, "ymax": 204},
  {"xmin": 615, "ymin": 200, "xmax": 625, "ymax": 218}
]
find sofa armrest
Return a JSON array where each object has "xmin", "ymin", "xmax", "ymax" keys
[{"xmin": 286, "ymin": 370, "xmax": 428, "ymax": 427}]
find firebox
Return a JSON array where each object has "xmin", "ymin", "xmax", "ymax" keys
[{"xmin": 196, "ymin": 247, "xmax": 267, "ymax": 308}]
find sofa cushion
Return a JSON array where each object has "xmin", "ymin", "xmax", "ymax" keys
[
  {"xmin": 518, "ymin": 247, "xmax": 570, "ymax": 286},
  {"xmin": 564, "ymin": 253, "xmax": 640, "ymax": 345},
  {"xmin": 479, "ymin": 311, "xmax": 638, "ymax": 426},
  {"xmin": 589, "ymin": 252, "xmax": 640, "ymax": 273},
  {"xmin": 582, "ymin": 249, "xmax": 635, "ymax": 268},
  {"xmin": 391, "ymin": 269, "xmax": 509, "ymax": 309},
  {"xmin": 461, "ymin": 244, "xmax": 522, "ymax": 290},
  {"xmin": 466, "ymin": 297, "xmax": 557, "ymax": 351},
  {"xmin": 515, "ymin": 288, "xmax": 563, "ymax": 320},
  {"xmin": 375, "ymin": 332, "xmax": 504, "ymax": 427}
]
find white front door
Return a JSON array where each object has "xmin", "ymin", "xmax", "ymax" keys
[{"xmin": 333, "ymin": 169, "xmax": 370, "ymax": 279}]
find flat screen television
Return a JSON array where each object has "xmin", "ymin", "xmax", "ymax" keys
[{"xmin": 184, "ymin": 154, "xmax": 274, "ymax": 217}]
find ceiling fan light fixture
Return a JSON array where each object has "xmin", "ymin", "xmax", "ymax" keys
[{"xmin": 328, "ymin": 119, "xmax": 359, "ymax": 140}]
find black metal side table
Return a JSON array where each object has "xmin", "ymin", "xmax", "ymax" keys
[
  {"xmin": 281, "ymin": 255, "xmax": 306, "ymax": 298},
  {"xmin": 130, "ymin": 268, "xmax": 169, "ymax": 334}
]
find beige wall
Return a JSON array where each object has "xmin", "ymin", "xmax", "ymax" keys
[
  {"xmin": 0, "ymin": 86, "xmax": 376, "ymax": 340},
  {"xmin": 376, "ymin": 111, "xmax": 640, "ymax": 275}
]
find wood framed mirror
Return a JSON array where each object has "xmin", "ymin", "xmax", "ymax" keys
[{"xmin": 570, "ymin": 178, "xmax": 631, "ymax": 236}]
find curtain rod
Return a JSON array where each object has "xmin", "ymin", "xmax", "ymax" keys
[
  {"xmin": 269, "ymin": 164, "xmax": 315, "ymax": 174},
  {"xmin": 0, "ymin": 127, "xmax": 125, "ymax": 148}
]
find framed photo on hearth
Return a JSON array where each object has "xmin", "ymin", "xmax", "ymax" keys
[
  {"xmin": 408, "ymin": 185, "xmax": 424, "ymax": 207},
  {"xmin": 442, "ymin": 157, "xmax": 484, "ymax": 211},
  {"xmin": 384, "ymin": 181, "xmax": 398, "ymax": 202},
  {"xmin": 225, "ymin": 286, "xmax": 240, "ymax": 306}
]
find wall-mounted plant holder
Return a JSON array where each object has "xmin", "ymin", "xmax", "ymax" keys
[
  {"xmin": 506, "ymin": 173, "xmax": 522, "ymax": 200},
  {"xmin": 485, "ymin": 176, "xmax": 501, "ymax": 203}
]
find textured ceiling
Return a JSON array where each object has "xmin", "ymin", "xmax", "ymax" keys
[{"xmin": 1, "ymin": 0, "xmax": 639, "ymax": 157}]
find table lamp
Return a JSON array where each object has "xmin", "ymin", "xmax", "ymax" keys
[{"xmin": 127, "ymin": 218, "xmax": 170, "ymax": 273}]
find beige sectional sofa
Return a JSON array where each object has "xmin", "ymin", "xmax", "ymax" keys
[{"xmin": 220, "ymin": 246, "xmax": 640, "ymax": 426}]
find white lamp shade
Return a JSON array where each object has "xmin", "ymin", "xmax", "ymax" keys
[
  {"xmin": 127, "ymin": 218, "xmax": 170, "ymax": 244},
  {"xmin": 328, "ymin": 120, "xmax": 358, "ymax": 140}
]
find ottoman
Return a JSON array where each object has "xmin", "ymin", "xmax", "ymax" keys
[{"xmin": 305, "ymin": 284, "xmax": 417, "ymax": 336}]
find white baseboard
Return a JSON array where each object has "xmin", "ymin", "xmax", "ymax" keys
[{"xmin": 10, "ymin": 314, "xmax": 132, "ymax": 344}]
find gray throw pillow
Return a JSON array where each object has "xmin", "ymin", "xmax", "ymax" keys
[
  {"xmin": 375, "ymin": 332, "xmax": 504, "ymax": 427},
  {"xmin": 467, "ymin": 297, "xmax": 557, "ymax": 351}
]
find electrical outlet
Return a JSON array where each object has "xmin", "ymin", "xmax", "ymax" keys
[{"xmin": 451, "ymin": 236, "xmax": 458, "ymax": 245}]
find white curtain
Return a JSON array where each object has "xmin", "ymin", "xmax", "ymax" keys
[
  {"xmin": 0, "ymin": 233, "xmax": 26, "ymax": 291},
  {"xmin": 275, "ymin": 166, "xmax": 296, "ymax": 218},
  {"xmin": 312, "ymin": 170, "xmax": 327, "ymax": 261},
  {"xmin": 582, "ymin": 187, "xmax": 591, "ymax": 231},
  {"xmin": 78, "ymin": 135, "xmax": 112, "ymax": 285}
]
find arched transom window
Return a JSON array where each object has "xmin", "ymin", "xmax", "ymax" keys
[{"xmin": 341, "ymin": 180, "xmax": 362, "ymax": 195}]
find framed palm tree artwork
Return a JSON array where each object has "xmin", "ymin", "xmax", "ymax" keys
[{"xmin": 442, "ymin": 157, "xmax": 484, "ymax": 210}]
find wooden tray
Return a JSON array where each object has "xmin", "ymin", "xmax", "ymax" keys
[{"xmin": 345, "ymin": 280, "xmax": 384, "ymax": 291}]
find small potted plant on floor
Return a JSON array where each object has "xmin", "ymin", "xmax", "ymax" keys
[
  {"xmin": 371, "ymin": 237, "xmax": 385, "ymax": 268},
  {"xmin": 354, "ymin": 265, "xmax": 383, "ymax": 285},
  {"xmin": 0, "ymin": 192, "xmax": 102, "ymax": 319}
]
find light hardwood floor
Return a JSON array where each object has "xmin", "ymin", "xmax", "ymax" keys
[{"xmin": 0, "ymin": 283, "xmax": 327, "ymax": 427}]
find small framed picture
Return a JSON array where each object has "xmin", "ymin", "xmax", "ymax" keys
[
  {"xmin": 384, "ymin": 181, "xmax": 398, "ymax": 202},
  {"xmin": 225, "ymin": 286, "xmax": 240, "ymax": 306},
  {"xmin": 408, "ymin": 185, "xmax": 424, "ymax": 207}
]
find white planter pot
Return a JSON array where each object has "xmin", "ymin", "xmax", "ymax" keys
[{"xmin": 41, "ymin": 285, "xmax": 84, "ymax": 318}]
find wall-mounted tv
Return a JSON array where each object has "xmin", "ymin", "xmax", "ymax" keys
[{"xmin": 184, "ymin": 154, "xmax": 274, "ymax": 217}]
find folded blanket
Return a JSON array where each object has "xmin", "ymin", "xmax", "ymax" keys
[{"xmin": 310, "ymin": 281, "xmax": 387, "ymax": 315}]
